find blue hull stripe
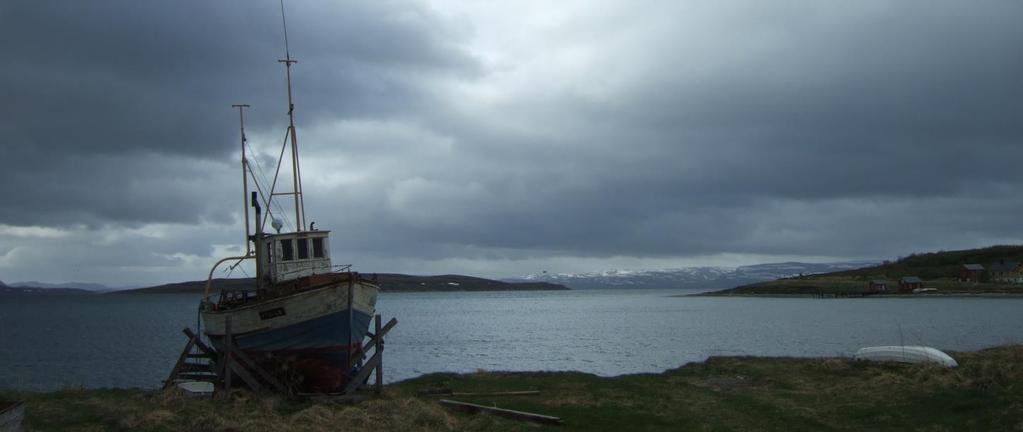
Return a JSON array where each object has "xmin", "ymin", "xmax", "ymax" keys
[{"xmin": 210, "ymin": 309, "xmax": 373, "ymax": 354}]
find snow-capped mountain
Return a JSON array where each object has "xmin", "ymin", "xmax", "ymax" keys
[
  {"xmin": 504, "ymin": 261, "xmax": 877, "ymax": 290},
  {"xmin": 9, "ymin": 281, "xmax": 112, "ymax": 291}
]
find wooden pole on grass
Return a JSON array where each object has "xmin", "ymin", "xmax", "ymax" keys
[
  {"xmin": 439, "ymin": 399, "xmax": 563, "ymax": 425},
  {"xmin": 224, "ymin": 316, "xmax": 233, "ymax": 394},
  {"xmin": 374, "ymin": 315, "xmax": 383, "ymax": 393}
]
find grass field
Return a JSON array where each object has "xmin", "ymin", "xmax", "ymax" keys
[
  {"xmin": 704, "ymin": 245, "xmax": 1023, "ymax": 297},
  {"xmin": 3, "ymin": 345, "xmax": 1021, "ymax": 431}
]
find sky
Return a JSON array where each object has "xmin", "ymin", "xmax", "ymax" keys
[{"xmin": 1, "ymin": 0, "xmax": 1022, "ymax": 287}]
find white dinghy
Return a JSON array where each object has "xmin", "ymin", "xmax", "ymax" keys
[{"xmin": 854, "ymin": 346, "xmax": 958, "ymax": 368}]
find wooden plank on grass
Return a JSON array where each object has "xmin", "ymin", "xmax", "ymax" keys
[
  {"xmin": 428, "ymin": 390, "xmax": 541, "ymax": 397},
  {"xmin": 439, "ymin": 399, "xmax": 563, "ymax": 425}
]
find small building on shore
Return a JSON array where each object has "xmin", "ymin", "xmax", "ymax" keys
[
  {"xmin": 988, "ymin": 260, "xmax": 1023, "ymax": 284},
  {"xmin": 868, "ymin": 280, "xmax": 888, "ymax": 292},
  {"xmin": 959, "ymin": 264, "xmax": 984, "ymax": 282},
  {"xmin": 899, "ymin": 276, "xmax": 923, "ymax": 292}
]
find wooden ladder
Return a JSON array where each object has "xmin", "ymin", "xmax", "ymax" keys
[
  {"xmin": 163, "ymin": 329, "xmax": 217, "ymax": 388},
  {"xmin": 163, "ymin": 324, "xmax": 291, "ymax": 397}
]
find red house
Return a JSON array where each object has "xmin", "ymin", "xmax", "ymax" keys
[
  {"xmin": 989, "ymin": 260, "xmax": 1023, "ymax": 284},
  {"xmin": 959, "ymin": 264, "xmax": 984, "ymax": 282},
  {"xmin": 868, "ymin": 280, "xmax": 888, "ymax": 292},
  {"xmin": 899, "ymin": 276, "xmax": 923, "ymax": 292}
]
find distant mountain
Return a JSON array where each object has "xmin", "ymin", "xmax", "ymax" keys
[
  {"xmin": 0, "ymin": 286, "xmax": 96, "ymax": 296},
  {"xmin": 9, "ymin": 281, "xmax": 111, "ymax": 291},
  {"xmin": 372, "ymin": 273, "xmax": 567, "ymax": 292},
  {"xmin": 504, "ymin": 261, "xmax": 878, "ymax": 290},
  {"xmin": 115, "ymin": 274, "xmax": 568, "ymax": 294}
]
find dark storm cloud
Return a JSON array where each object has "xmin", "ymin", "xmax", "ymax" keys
[
  {"xmin": 0, "ymin": 0, "xmax": 478, "ymax": 226},
  {"xmin": 296, "ymin": 0, "xmax": 1023, "ymax": 263},
  {"xmin": 3, "ymin": 0, "xmax": 1023, "ymax": 284}
]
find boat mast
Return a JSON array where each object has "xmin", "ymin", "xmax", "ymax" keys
[
  {"xmin": 278, "ymin": 0, "xmax": 306, "ymax": 232},
  {"xmin": 232, "ymin": 103, "xmax": 253, "ymax": 255}
]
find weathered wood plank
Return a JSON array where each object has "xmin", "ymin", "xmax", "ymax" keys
[
  {"xmin": 177, "ymin": 363, "xmax": 214, "ymax": 373},
  {"xmin": 338, "ymin": 316, "xmax": 397, "ymax": 395},
  {"xmin": 427, "ymin": 390, "xmax": 541, "ymax": 397},
  {"xmin": 342, "ymin": 350, "xmax": 382, "ymax": 395},
  {"xmin": 229, "ymin": 344, "xmax": 290, "ymax": 395},
  {"xmin": 175, "ymin": 373, "xmax": 219, "ymax": 381},
  {"xmin": 224, "ymin": 356, "xmax": 264, "ymax": 394},
  {"xmin": 374, "ymin": 315, "xmax": 383, "ymax": 393},
  {"xmin": 182, "ymin": 328, "xmax": 217, "ymax": 356},
  {"xmin": 224, "ymin": 317, "xmax": 233, "ymax": 393},
  {"xmin": 163, "ymin": 331, "xmax": 198, "ymax": 389},
  {"xmin": 439, "ymin": 399, "xmax": 563, "ymax": 425}
]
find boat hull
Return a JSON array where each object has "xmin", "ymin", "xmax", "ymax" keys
[
  {"xmin": 201, "ymin": 279, "xmax": 378, "ymax": 391},
  {"xmin": 854, "ymin": 345, "xmax": 958, "ymax": 368}
]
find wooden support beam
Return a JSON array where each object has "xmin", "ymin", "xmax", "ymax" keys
[
  {"xmin": 176, "ymin": 373, "xmax": 218, "ymax": 381},
  {"xmin": 342, "ymin": 349, "xmax": 382, "ymax": 395},
  {"xmin": 163, "ymin": 332, "xmax": 198, "ymax": 389},
  {"xmin": 224, "ymin": 356, "xmax": 264, "ymax": 394},
  {"xmin": 363, "ymin": 317, "xmax": 398, "ymax": 344},
  {"xmin": 178, "ymin": 363, "xmax": 214, "ymax": 373},
  {"xmin": 183, "ymin": 328, "xmax": 217, "ymax": 356},
  {"xmin": 180, "ymin": 326, "xmax": 287, "ymax": 396},
  {"xmin": 374, "ymin": 315, "xmax": 383, "ymax": 394},
  {"xmin": 340, "ymin": 316, "xmax": 397, "ymax": 395},
  {"xmin": 229, "ymin": 344, "xmax": 290, "ymax": 395},
  {"xmin": 439, "ymin": 399, "xmax": 563, "ymax": 425},
  {"xmin": 224, "ymin": 317, "xmax": 233, "ymax": 394}
]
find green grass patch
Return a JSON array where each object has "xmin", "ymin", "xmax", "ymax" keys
[{"xmin": 4, "ymin": 345, "xmax": 1022, "ymax": 431}]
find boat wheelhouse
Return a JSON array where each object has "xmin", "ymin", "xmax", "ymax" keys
[{"xmin": 263, "ymin": 230, "xmax": 332, "ymax": 283}]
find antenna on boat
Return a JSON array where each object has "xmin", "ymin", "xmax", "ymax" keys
[
  {"xmin": 232, "ymin": 103, "xmax": 253, "ymax": 255},
  {"xmin": 277, "ymin": 0, "xmax": 306, "ymax": 232}
]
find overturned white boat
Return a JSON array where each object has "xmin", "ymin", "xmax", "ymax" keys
[{"xmin": 854, "ymin": 346, "xmax": 958, "ymax": 367}]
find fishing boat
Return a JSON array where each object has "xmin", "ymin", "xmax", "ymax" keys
[{"xmin": 198, "ymin": 14, "xmax": 378, "ymax": 393}]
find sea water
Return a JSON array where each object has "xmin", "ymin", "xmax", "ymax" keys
[{"xmin": 1, "ymin": 289, "xmax": 1021, "ymax": 391}]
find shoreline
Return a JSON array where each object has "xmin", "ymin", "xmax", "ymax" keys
[
  {"xmin": 681, "ymin": 291, "xmax": 1023, "ymax": 298},
  {"xmin": 3, "ymin": 344, "xmax": 1021, "ymax": 430}
]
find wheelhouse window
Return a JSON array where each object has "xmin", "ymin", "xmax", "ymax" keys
[
  {"xmin": 312, "ymin": 237, "xmax": 324, "ymax": 258},
  {"xmin": 297, "ymin": 238, "xmax": 309, "ymax": 260},
  {"xmin": 280, "ymin": 239, "xmax": 294, "ymax": 261}
]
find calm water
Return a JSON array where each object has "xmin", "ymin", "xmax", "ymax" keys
[{"xmin": 1, "ymin": 289, "xmax": 1021, "ymax": 391}]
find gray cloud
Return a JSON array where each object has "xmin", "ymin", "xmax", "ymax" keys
[{"xmin": 2, "ymin": 0, "xmax": 1023, "ymax": 284}]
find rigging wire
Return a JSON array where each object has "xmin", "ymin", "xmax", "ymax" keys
[
  {"xmin": 242, "ymin": 152, "xmax": 279, "ymax": 226},
  {"xmin": 245, "ymin": 137, "xmax": 293, "ymax": 232},
  {"xmin": 243, "ymin": 133, "xmax": 291, "ymax": 227},
  {"xmin": 247, "ymin": 162, "xmax": 291, "ymax": 234},
  {"xmin": 261, "ymin": 126, "xmax": 297, "ymax": 232}
]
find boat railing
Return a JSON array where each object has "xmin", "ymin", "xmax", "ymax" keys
[
  {"xmin": 202, "ymin": 255, "xmax": 253, "ymax": 305},
  {"xmin": 218, "ymin": 288, "xmax": 258, "ymax": 306},
  {"xmin": 274, "ymin": 263, "xmax": 354, "ymax": 279}
]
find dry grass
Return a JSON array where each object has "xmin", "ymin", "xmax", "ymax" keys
[{"xmin": 6, "ymin": 345, "xmax": 1023, "ymax": 431}]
